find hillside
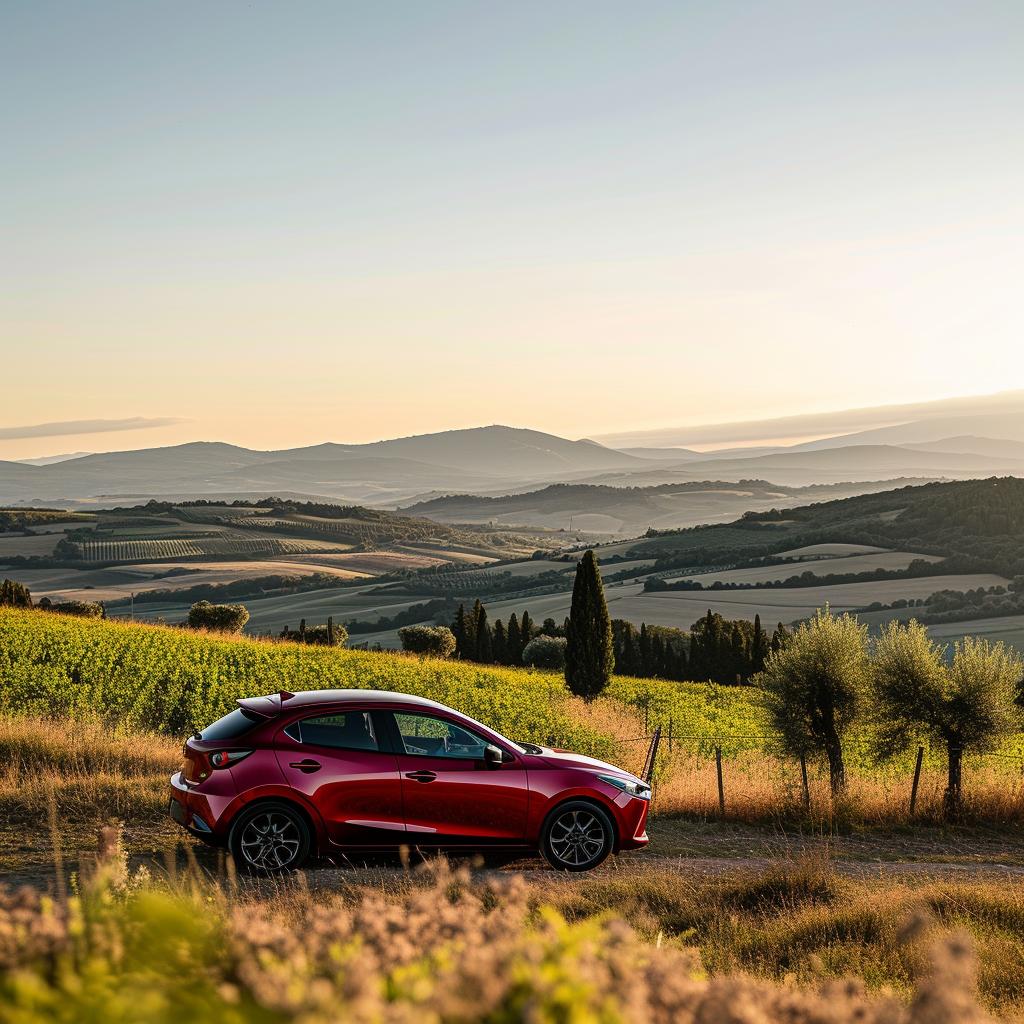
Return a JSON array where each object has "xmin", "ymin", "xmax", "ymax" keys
[
  {"xmin": 0, "ymin": 498, "xmax": 555, "ymax": 610},
  {"xmin": 403, "ymin": 479, "xmax": 938, "ymax": 536}
]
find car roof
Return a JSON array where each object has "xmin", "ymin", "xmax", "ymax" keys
[{"xmin": 238, "ymin": 688, "xmax": 456, "ymax": 718}]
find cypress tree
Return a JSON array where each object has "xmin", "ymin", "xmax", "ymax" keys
[
  {"xmin": 564, "ymin": 550, "xmax": 615, "ymax": 699},
  {"xmin": 638, "ymin": 623, "xmax": 652, "ymax": 677},
  {"xmin": 452, "ymin": 604, "xmax": 470, "ymax": 659},
  {"xmin": 474, "ymin": 602, "xmax": 493, "ymax": 663},
  {"xmin": 492, "ymin": 619, "xmax": 508, "ymax": 664},
  {"xmin": 651, "ymin": 633, "xmax": 666, "ymax": 679},
  {"xmin": 619, "ymin": 624, "xmax": 641, "ymax": 676},
  {"xmin": 751, "ymin": 613, "xmax": 767, "ymax": 673},
  {"xmin": 506, "ymin": 613, "xmax": 522, "ymax": 664},
  {"xmin": 520, "ymin": 609, "xmax": 534, "ymax": 647},
  {"xmin": 730, "ymin": 622, "xmax": 746, "ymax": 683}
]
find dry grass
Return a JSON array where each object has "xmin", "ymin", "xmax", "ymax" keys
[
  {"xmin": 653, "ymin": 747, "xmax": 1024, "ymax": 828},
  {"xmin": 0, "ymin": 716, "xmax": 179, "ymax": 824},
  {"xmin": 0, "ymin": 838, "xmax": 1008, "ymax": 1023}
]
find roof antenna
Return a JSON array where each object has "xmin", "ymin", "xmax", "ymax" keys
[{"xmin": 279, "ymin": 690, "xmax": 295, "ymax": 702}]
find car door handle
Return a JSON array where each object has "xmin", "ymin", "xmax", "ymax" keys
[
  {"xmin": 405, "ymin": 770, "xmax": 437, "ymax": 783},
  {"xmin": 289, "ymin": 759, "xmax": 321, "ymax": 773}
]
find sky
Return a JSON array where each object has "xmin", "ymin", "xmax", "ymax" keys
[{"xmin": 2, "ymin": 1, "xmax": 1023, "ymax": 459}]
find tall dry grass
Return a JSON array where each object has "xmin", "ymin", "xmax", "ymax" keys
[
  {"xmin": 0, "ymin": 716, "xmax": 179, "ymax": 824},
  {"xmin": 0, "ymin": 833, "xmax": 1006, "ymax": 1023},
  {"xmin": 653, "ymin": 746, "xmax": 1024, "ymax": 827}
]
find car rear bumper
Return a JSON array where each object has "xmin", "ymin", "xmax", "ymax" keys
[{"xmin": 168, "ymin": 772, "xmax": 217, "ymax": 839}]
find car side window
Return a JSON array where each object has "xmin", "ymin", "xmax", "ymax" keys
[
  {"xmin": 286, "ymin": 712, "xmax": 379, "ymax": 751},
  {"xmin": 392, "ymin": 712, "xmax": 490, "ymax": 760}
]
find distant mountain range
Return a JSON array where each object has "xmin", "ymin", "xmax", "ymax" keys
[
  {"xmin": 0, "ymin": 427, "xmax": 644, "ymax": 507},
  {"xmin": 5, "ymin": 391, "xmax": 1024, "ymax": 531}
]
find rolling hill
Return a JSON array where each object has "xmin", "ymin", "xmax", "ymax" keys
[
  {"xmin": 0, "ymin": 428, "xmax": 645, "ymax": 506},
  {"xmin": 402, "ymin": 479, "xmax": 925, "ymax": 536}
]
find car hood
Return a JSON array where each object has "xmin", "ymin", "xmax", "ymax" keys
[{"xmin": 538, "ymin": 748, "xmax": 643, "ymax": 784}]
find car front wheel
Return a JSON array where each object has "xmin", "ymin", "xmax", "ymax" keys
[
  {"xmin": 541, "ymin": 801, "xmax": 614, "ymax": 871},
  {"xmin": 229, "ymin": 801, "xmax": 311, "ymax": 874}
]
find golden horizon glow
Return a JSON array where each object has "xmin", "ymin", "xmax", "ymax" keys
[{"xmin": 3, "ymin": 4, "xmax": 1023, "ymax": 460}]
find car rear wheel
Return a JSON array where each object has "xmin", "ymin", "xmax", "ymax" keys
[
  {"xmin": 541, "ymin": 801, "xmax": 614, "ymax": 872},
  {"xmin": 229, "ymin": 802, "xmax": 311, "ymax": 874}
]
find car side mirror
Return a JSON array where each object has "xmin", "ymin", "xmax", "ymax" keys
[{"xmin": 484, "ymin": 744, "xmax": 504, "ymax": 770}]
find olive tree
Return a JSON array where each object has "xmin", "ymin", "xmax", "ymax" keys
[
  {"xmin": 871, "ymin": 621, "xmax": 1023, "ymax": 814},
  {"xmin": 758, "ymin": 607, "xmax": 870, "ymax": 795}
]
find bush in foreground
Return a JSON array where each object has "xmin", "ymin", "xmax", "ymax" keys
[{"xmin": 0, "ymin": 848, "xmax": 992, "ymax": 1024}]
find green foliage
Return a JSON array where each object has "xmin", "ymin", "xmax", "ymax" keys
[
  {"xmin": 522, "ymin": 635, "xmax": 568, "ymax": 669},
  {"xmin": 0, "ymin": 609, "xmax": 616, "ymax": 757},
  {"xmin": 278, "ymin": 621, "xmax": 349, "ymax": 646},
  {"xmin": 398, "ymin": 624, "xmax": 457, "ymax": 658},
  {"xmin": 758, "ymin": 608, "xmax": 871, "ymax": 793},
  {"xmin": 565, "ymin": 550, "xmax": 614, "ymax": 699},
  {"xmin": 0, "ymin": 578, "xmax": 32, "ymax": 608},
  {"xmin": 185, "ymin": 601, "xmax": 250, "ymax": 633},
  {"xmin": 872, "ymin": 621, "xmax": 1024, "ymax": 810},
  {"xmin": 37, "ymin": 597, "xmax": 104, "ymax": 618}
]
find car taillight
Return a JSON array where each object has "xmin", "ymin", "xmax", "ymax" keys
[{"xmin": 210, "ymin": 750, "xmax": 254, "ymax": 769}]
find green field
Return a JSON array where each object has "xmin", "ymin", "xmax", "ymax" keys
[{"xmin": 0, "ymin": 609, "xmax": 627, "ymax": 759}]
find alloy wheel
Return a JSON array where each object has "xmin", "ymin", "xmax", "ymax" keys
[
  {"xmin": 239, "ymin": 811, "xmax": 302, "ymax": 871},
  {"xmin": 547, "ymin": 808, "xmax": 607, "ymax": 867}
]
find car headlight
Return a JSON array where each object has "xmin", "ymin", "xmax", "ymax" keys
[{"xmin": 597, "ymin": 773, "xmax": 651, "ymax": 801}]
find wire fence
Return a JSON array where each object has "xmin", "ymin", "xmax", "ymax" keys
[{"xmin": 542, "ymin": 716, "xmax": 1024, "ymax": 822}]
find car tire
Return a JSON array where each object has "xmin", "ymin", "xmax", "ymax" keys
[
  {"xmin": 229, "ymin": 801, "xmax": 312, "ymax": 874},
  {"xmin": 540, "ymin": 800, "xmax": 615, "ymax": 872}
]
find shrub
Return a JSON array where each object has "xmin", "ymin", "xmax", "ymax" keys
[
  {"xmin": 186, "ymin": 601, "xmax": 249, "ymax": 633},
  {"xmin": 398, "ymin": 624, "xmax": 457, "ymax": 658},
  {"xmin": 523, "ymin": 635, "xmax": 568, "ymax": 669},
  {"xmin": 0, "ymin": 579, "xmax": 32, "ymax": 608},
  {"xmin": 38, "ymin": 597, "xmax": 103, "ymax": 618},
  {"xmin": 277, "ymin": 621, "xmax": 348, "ymax": 646}
]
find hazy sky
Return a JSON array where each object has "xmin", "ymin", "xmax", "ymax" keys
[{"xmin": 2, "ymin": 1, "xmax": 1023, "ymax": 458}]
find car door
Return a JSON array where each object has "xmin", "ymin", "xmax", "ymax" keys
[
  {"xmin": 386, "ymin": 710, "xmax": 529, "ymax": 842},
  {"xmin": 274, "ymin": 709, "xmax": 405, "ymax": 847}
]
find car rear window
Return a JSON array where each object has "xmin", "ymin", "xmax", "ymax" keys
[{"xmin": 200, "ymin": 707, "xmax": 261, "ymax": 741}]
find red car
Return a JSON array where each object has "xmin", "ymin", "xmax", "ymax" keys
[{"xmin": 169, "ymin": 688, "xmax": 650, "ymax": 873}]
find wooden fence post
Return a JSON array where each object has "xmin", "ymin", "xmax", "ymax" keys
[
  {"xmin": 715, "ymin": 746, "xmax": 725, "ymax": 817},
  {"xmin": 642, "ymin": 727, "xmax": 662, "ymax": 784},
  {"xmin": 327, "ymin": 616, "xmax": 335, "ymax": 646},
  {"xmin": 299, "ymin": 618, "xmax": 306, "ymax": 643},
  {"xmin": 799, "ymin": 752, "xmax": 810, "ymax": 810},
  {"xmin": 909, "ymin": 745, "xmax": 924, "ymax": 816}
]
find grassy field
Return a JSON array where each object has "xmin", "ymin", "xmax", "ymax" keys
[
  {"xmin": 2, "ymin": 713, "xmax": 1024, "ymax": 1020},
  {"xmin": 3, "ymin": 835, "xmax": 1010, "ymax": 1022},
  {"xmin": 667, "ymin": 550, "xmax": 943, "ymax": 585},
  {"xmin": 6, "ymin": 608, "xmax": 1024, "ymax": 829},
  {"xmin": 4, "ymin": 611, "xmax": 1024, "ymax": 1020},
  {"xmin": 0, "ymin": 609, "xmax": 635, "ymax": 761}
]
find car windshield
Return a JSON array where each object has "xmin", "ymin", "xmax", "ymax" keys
[{"xmin": 439, "ymin": 710, "xmax": 525, "ymax": 756}]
